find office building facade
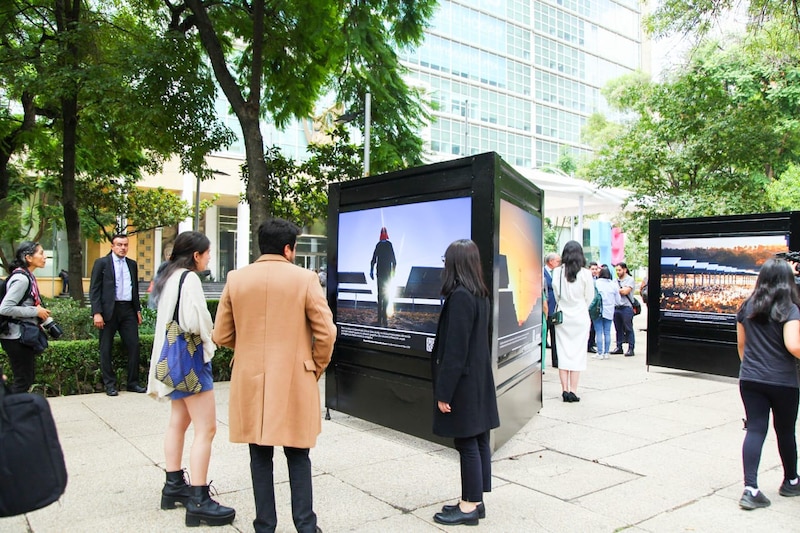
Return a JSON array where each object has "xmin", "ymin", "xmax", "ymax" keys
[{"xmin": 400, "ymin": 0, "xmax": 642, "ymax": 168}]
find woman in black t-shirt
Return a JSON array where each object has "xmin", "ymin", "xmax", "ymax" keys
[{"xmin": 736, "ymin": 258, "xmax": 800, "ymax": 510}]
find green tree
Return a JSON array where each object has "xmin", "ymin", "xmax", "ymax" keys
[
  {"xmin": 251, "ymin": 125, "xmax": 362, "ymax": 230},
  {"xmin": 162, "ymin": 0, "xmax": 436, "ymax": 259},
  {"xmin": 645, "ymin": 0, "xmax": 800, "ymax": 39},
  {"xmin": 767, "ymin": 163, "xmax": 800, "ymax": 210},
  {"xmin": 0, "ymin": 1, "xmax": 232, "ymax": 296},
  {"xmin": 585, "ymin": 40, "xmax": 800, "ymax": 243},
  {"xmin": 78, "ymin": 173, "xmax": 197, "ymax": 242}
]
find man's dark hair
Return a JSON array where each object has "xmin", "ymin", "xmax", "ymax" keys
[
  {"xmin": 111, "ymin": 233, "xmax": 128, "ymax": 244},
  {"xmin": 258, "ymin": 218, "xmax": 300, "ymax": 255}
]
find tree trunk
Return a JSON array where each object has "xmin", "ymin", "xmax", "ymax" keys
[
  {"xmin": 62, "ymin": 93, "xmax": 83, "ymax": 302},
  {"xmin": 241, "ymin": 114, "xmax": 270, "ymax": 262},
  {"xmin": 184, "ymin": 0, "xmax": 270, "ymax": 263},
  {"xmin": 57, "ymin": 0, "xmax": 84, "ymax": 302}
]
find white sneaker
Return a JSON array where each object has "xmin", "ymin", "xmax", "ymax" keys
[
  {"xmin": 591, "ymin": 354, "xmax": 600, "ymax": 359},
  {"xmin": 602, "ymin": 354, "xmax": 609, "ymax": 359}
]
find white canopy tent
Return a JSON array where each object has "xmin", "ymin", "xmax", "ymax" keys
[
  {"xmin": 513, "ymin": 165, "xmax": 631, "ymax": 239},
  {"xmin": 423, "ymin": 153, "xmax": 631, "ymax": 239}
]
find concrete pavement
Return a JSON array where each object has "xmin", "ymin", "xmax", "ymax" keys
[{"xmin": 3, "ymin": 312, "xmax": 800, "ymax": 532}]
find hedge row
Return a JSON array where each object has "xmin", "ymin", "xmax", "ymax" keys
[
  {"xmin": 0, "ymin": 336, "xmax": 234, "ymax": 397},
  {"xmin": 0, "ymin": 298, "xmax": 231, "ymax": 396}
]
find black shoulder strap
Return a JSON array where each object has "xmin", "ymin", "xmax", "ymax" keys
[
  {"xmin": 4, "ymin": 269, "xmax": 32, "ymax": 307},
  {"xmin": 172, "ymin": 271, "xmax": 191, "ymax": 323},
  {"xmin": 624, "ymin": 283, "xmax": 635, "ymax": 304}
]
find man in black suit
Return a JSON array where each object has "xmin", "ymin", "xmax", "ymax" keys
[
  {"xmin": 543, "ymin": 253, "xmax": 561, "ymax": 369},
  {"xmin": 89, "ymin": 234, "xmax": 145, "ymax": 396}
]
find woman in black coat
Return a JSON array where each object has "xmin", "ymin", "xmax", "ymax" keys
[{"xmin": 431, "ymin": 239, "xmax": 500, "ymax": 526}]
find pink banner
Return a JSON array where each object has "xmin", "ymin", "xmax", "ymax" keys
[{"xmin": 611, "ymin": 227, "xmax": 625, "ymax": 265}]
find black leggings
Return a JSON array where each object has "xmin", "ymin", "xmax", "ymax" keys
[
  {"xmin": 740, "ymin": 380, "xmax": 799, "ymax": 488},
  {"xmin": 1, "ymin": 339, "xmax": 36, "ymax": 393}
]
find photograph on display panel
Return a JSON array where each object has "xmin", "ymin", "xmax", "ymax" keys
[
  {"xmin": 660, "ymin": 235, "xmax": 789, "ymax": 326},
  {"xmin": 497, "ymin": 199, "xmax": 543, "ymax": 362},
  {"xmin": 336, "ymin": 196, "xmax": 472, "ymax": 353}
]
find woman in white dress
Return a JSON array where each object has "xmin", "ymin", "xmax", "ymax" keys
[{"xmin": 552, "ymin": 240, "xmax": 595, "ymax": 402}]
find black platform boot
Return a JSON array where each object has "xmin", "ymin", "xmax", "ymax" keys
[
  {"xmin": 185, "ymin": 484, "xmax": 236, "ymax": 527},
  {"xmin": 161, "ymin": 470, "xmax": 191, "ymax": 510}
]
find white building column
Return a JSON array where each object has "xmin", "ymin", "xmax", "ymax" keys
[
  {"xmin": 154, "ymin": 227, "xmax": 163, "ymax": 265},
  {"xmin": 236, "ymin": 201, "xmax": 250, "ymax": 269},
  {"xmin": 205, "ymin": 205, "xmax": 219, "ymax": 279},
  {"xmin": 178, "ymin": 173, "xmax": 194, "ymax": 234}
]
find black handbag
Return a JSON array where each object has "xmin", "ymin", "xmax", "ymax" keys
[
  {"xmin": 0, "ymin": 377, "xmax": 68, "ymax": 517},
  {"xmin": 16, "ymin": 320, "xmax": 48, "ymax": 354},
  {"xmin": 548, "ymin": 269, "xmax": 563, "ymax": 325},
  {"xmin": 626, "ymin": 292, "xmax": 642, "ymax": 316}
]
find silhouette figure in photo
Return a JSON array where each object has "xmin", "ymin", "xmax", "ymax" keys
[{"xmin": 369, "ymin": 227, "xmax": 396, "ymax": 327}]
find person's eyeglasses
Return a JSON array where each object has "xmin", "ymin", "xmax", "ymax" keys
[{"xmin": 441, "ymin": 255, "xmax": 445, "ymax": 263}]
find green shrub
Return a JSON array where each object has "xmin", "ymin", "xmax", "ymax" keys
[
  {"xmin": 43, "ymin": 298, "xmax": 97, "ymax": 340},
  {"xmin": 207, "ymin": 300, "xmax": 219, "ymax": 320},
  {"xmin": 140, "ymin": 306, "xmax": 157, "ymax": 335},
  {"xmin": 0, "ymin": 297, "xmax": 232, "ymax": 396},
  {"xmin": 0, "ymin": 334, "xmax": 234, "ymax": 397}
]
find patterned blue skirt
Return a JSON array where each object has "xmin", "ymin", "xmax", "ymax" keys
[{"xmin": 168, "ymin": 361, "xmax": 214, "ymax": 400}]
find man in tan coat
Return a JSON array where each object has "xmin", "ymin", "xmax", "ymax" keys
[{"xmin": 213, "ymin": 218, "xmax": 336, "ymax": 533}]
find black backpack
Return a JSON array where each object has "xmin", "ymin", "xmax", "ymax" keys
[
  {"xmin": 0, "ymin": 270, "xmax": 31, "ymax": 334},
  {"xmin": 0, "ymin": 378, "xmax": 68, "ymax": 516}
]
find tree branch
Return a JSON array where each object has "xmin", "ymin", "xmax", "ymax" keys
[{"xmin": 184, "ymin": 0, "xmax": 247, "ymax": 115}]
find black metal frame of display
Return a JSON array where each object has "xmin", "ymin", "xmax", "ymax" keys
[
  {"xmin": 647, "ymin": 211, "xmax": 800, "ymax": 377},
  {"xmin": 325, "ymin": 152, "xmax": 543, "ymax": 449}
]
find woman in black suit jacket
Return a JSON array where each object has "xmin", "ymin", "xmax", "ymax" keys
[{"xmin": 431, "ymin": 239, "xmax": 500, "ymax": 526}]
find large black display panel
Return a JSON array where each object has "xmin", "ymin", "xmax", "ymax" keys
[
  {"xmin": 326, "ymin": 152, "xmax": 543, "ymax": 449},
  {"xmin": 648, "ymin": 212, "xmax": 800, "ymax": 377}
]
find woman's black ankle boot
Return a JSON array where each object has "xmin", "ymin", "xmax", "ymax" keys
[
  {"xmin": 161, "ymin": 470, "xmax": 191, "ymax": 510},
  {"xmin": 185, "ymin": 484, "xmax": 236, "ymax": 527}
]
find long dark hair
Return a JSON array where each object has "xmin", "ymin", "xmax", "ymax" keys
[
  {"xmin": 598, "ymin": 265, "xmax": 613, "ymax": 280},
  {"xmin": 151, "ymin": 231, "xmax": 210, "ymax": 305},
  {"xmin": 9, "ymin": 241, "xmax": 41, "ymax": 271},
  {"xmin": 441, "ymin": 239, "xmax": 488, "ymax": 298},
  {"xmin": 742, "ymin": 258, "xmax": 800, "ymax": 324},
  {"xmin": 560, "ymin": 240, "xmax": 585, "ymax": 282}
]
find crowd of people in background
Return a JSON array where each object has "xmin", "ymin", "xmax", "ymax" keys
[
  {"xmin": 544, "ymin": 247, "xmax": 645, "ymax": 403},
  {"xmin": 544, "ymin": 245, "xmax": 648, "ymax": 400}
]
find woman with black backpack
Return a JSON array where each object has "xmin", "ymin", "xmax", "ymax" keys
[{"xmin": 0, "ymin": 241, "xmax": 51, "ymax": 393}]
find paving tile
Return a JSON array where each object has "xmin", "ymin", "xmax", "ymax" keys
[
  {"xmin": 636, "ymin": 493, "xmax": 799, "ymax": 533},
  {"xmin": 333, "ymin": 451, "xmax": 464, "ymax": 511},
  {"xmin": 492, "ymin": 449, "xmax": 639, "ymax": 500},
  {"xmin": 528, "ymin": 420, "xmax": 653, "ymax": 461},
  {"xmin": 579, "ymin": 410, "xmax": 708, "ymax": 443},
  {"xmin": 603, "ymin": 442, "xmax": 741, "ymax": 492}
]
